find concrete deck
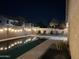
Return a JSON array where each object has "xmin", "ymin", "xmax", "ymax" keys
[{"xmin": 16, "ymin": 40, "xmax": 54, "ymax": 59}]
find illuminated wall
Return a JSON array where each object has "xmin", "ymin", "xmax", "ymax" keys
[{"xmin": 69, "ymin": 0, "xmax": 79, "ymax": 59}]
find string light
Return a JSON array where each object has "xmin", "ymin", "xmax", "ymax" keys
[
  {"xmin": 4, "ymin": 28, "xmax": 7, "ymax": 31},
  {"xmin": 10, "ymin": 29, "xmax": 15, "ymax": 32},
  {"xmin": 14, "ymin": 42, "xmax": 18, "ymax": 45},
  {"xmin": 8, "ymin": 28, "xmax": 12, "ymax": 31},
  {"xmin": 0, "ymin": 29, "xmax": 3, "ymax": 32},
  {"xmin": 0, "ymin": 47, "xmax": 3, "ymax": 50},
  {"xmin": 14, "ymin": 30, "xmax": 17, "ymax": 32},
  {"xmin": 24, "ymin": 38, "xmax": 31, "ymax": 43},
  {"xmin": 24, "ymin": 40, "xmax": 29, "ymax": 43},
  {"xmin": 19, "ymin": 29, "xmax": 22, "ymax": 32}
]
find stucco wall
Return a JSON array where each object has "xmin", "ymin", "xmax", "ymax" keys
[{"xmin": 69, "ymin": 0, "xmax": 79, "ymax": 59}]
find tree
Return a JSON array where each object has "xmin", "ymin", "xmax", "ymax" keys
[
  {"xmin": 49, "ymin": 18, "xmax": 58, "ymax": 28},
  {"xmin": 37, "ymin": 21, "xmax": 45, "ymax": 28}
]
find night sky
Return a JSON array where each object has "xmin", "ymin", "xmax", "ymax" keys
[{"xmin": 0, "ymin": 0, "xmax": 66, "ymax": 25}]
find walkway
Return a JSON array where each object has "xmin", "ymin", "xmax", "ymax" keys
[{"xmin": 0, "ymin": 35, "xmax": 67, "ymax": 42}]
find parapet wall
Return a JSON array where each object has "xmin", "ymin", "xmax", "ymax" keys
[
  {"xmin": 0, "ymin": 26, "xmax": 67, "ymax": 40},
  {"xmin": 69, "ymin": 0, "xmax": 79, "ymax": 59}
]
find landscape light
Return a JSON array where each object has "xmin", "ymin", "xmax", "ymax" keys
[
  {"xmin": 4, "ymin": 47, "xmax": 7, "ymax": 50},
  {"xmin": 24, "ymin": 39, "xmax": 29, "ymax": 43},
  {"xmin": 28, "ymin": 38, "xmax": 31, "ymax": 41},
  {"xmin": 11, "ymin": 44, "xmax": 15, "ymax": 47},
  {"xmin": 17, "ymin": 41, "xmax": 20, "ymax": 44},
  {"xmin": 19, "ymin": 41, "xmax": 22, "ymax": 44},
  {"xmin": 8, "ymin": 46, "xmax": 11, "ymax": 48}
]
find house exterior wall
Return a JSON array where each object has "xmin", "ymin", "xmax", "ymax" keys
[{"xmin": 68, "ymin": 0, "xmax": 79, "ymax": 59}]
